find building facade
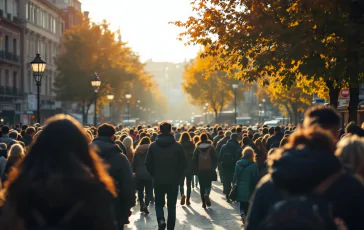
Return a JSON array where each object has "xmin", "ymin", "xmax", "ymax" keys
[{"xmin": 0, "ymin": 0, "xmax": 22, "ymax": 124}]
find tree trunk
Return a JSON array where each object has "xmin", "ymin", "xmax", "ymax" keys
[
  {"xmin": 326, "ymin": 80, "xmax": 340, "ymax": 109},
  {"xmin": 348, "ymin": 84, "xmax": 359, "ymax": 123}
]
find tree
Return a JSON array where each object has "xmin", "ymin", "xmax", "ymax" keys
[
  {"xmin": 174, "ymin": 0, "xmax": 364, "ymax": 122},
  {"xmin": 182, "ymin": 52, "xmax": 245, "ymax": 121},
  {"xmin": 55, "ymin": 18, "xmax": 165, "ymax": 124}
]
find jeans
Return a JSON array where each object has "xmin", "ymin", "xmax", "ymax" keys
[
  {"xmin": 240, "ymin": 201, "xmax": 249, "ymax": 216},
  {"xmin": 154, "ymin": 184, "xmax": 179, "ymax": 229},
  {"xmin": 222, "ymin": 169, "xmax": 234, "ymax": 196},
  {"xmin": 137, "ymin": 179, "xmax": 153, "ymax": 206},
  {"xmin": 180, "ymin": 175, "xmax": 193, "ymax": 198},
  {"xmin": 199, "ymin": 178, "xmax": 212, "ymax": 202}
]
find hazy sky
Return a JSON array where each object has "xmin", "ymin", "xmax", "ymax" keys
[{"xmin": 81, "ymin": 0, "xmax": 200, "ymax": 63}]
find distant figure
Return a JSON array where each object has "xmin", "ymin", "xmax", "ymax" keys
[
  {"xmin": 21, "ymin": 127, "xmax": 36, "ymax": 147},
  {"xmin": 1, "ymin": 144, "xmax": 25, "ymax": 182},
  {"xmin": 146, "ymin": 122, "xmax": 187, "ymax": 230},
  {"xmin": 0, "ymin": 115, "xmax": 117, "ymax": 230},
  {"xmin": 123, "ymin": 136, "xmax": 135, "ymax": 164}
]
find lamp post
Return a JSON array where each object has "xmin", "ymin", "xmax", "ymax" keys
[
  {"xmin": 91, "ymin": 73, "xmax": 101, "ymax": 127},
  {"xmin": 30, "ymin": 52, "xmax": 47, "ymax": 124},
  {"xmin": 125, "ymin": 92, "xmax": 132, "ymax": 122},
  {"xmin": 107, "ymin": 94, "xmax": 114, "ymax": 123},
  {"xmin": 232, "ymin": 84, "xmax": 239, "ymax": 124}
]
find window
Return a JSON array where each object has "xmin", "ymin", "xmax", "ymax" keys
[
  {"xmin": 5, "ymin": 70, "xmax": 9, "ymax": 87},
  {"xmin": 5, "ymin": 36, "xmax": 9, "ymax": 53},
  {"xmin": 13, "ymin": 0, "xmax": 17, "ymax": 17},
  {"xmin": 13, "ymin": 38, "xmax": 17, "ymax": 55},
  {"xmin": 13, "ymin": 72, "xmax": 17, "ymax": 88}
]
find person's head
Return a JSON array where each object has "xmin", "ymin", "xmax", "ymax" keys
[
  {"xmin": 345, "ymin": 122, "xmax": 364, "ymax": 137},
  {"xmin": 9, "ymin": 131, "xmax": 19, "ymax": 140},
  {"xmin": 7, "ymin": 144, "xmax": 25, "ymax": 164},
  {"xmin": 242, "ymin": 136, "xmax": 250, "ymax": 146},
  {"xmin": 231, "ymin": 127, "xmax": 237, "ymax": 133},
  {"xmin": 25, "ymin": 127, "xmax": 36, "ymax": 137},
  {"xmin": 280, "ymin": 137, "xmax": 289, "ymax": 147},
  {"xmin": 236, "ymin": 127, "xmax": 242, "ymax": 134},
  {"xmin": 303, "ymin": 105, "xmax": 341, "ymax": 140},
  {"xmin": 269, "ymin": 127, "xmax": 274, "ymax": 135},
  {"xmin": 262, "ymin": 128, "xmax": 269, "ymax": 135},
  {"xmin": 1, "ymin": 126, "xmax": 10, "ymax": 135},
  {"xmin": 231, "ymin": 133, "xmax": 238, "ymax": 141},
  {"xmin": 218, "ymin": 130, "xmax": 224, "ymax": 137},
  {"xmin": 253, "ymin": 133, "xmax": 260, "ymax": 141},
  {"xmin": 138, "ymin": 136, "xmax": 151, "ymax": 146},
  {"xmin": 200, "ymin": 133, "xmax": 209, "ymax": 142},
  {"xmin": 242, "ymin": 147, "xmax": 256, "ymax": 162},
  {"xmin": 274, "ymin": 126, "xmax": 281, "ymax": 134},
  {"xmin": 97, "ymin": 123, "xmax": 116, "ymax": 140},
  {"xmin": 21, "ymin": 125, "xmax": 28, "ymax": 131},
  {"xmin": 179, "ymin": 132, "xmax": 191, "ymax": 143},
  {"xmin": 255, "ymin": 139, "xmax": 263, "ymax": 149},
  {"xmin": 225, "ymin": 131, "xmax": 232, "ymax": 137},
  {"xmin": 193, "ymin": 135, "xmax": 200, "ymax": 144},
  {"xmin": 3, "ymin": 114, "xmax": 116, "ymax": 205},
  {"xmin": 336, "ymin": 135, "xmax": 364, "ymax": 178},
  {"xmin": 0, "ymin": 143, "xmax": 7, "ymax": 150},
  {"xmin": 159, "ymin": 122, "xmax": 172, "ymax": 134},
  {"xmin": 139, "ymin": 132, "xmax": 147, "ymax": 140},
  {"xmin": 123, "ymin": 136, "xmax": 134, "ymax": 149}
]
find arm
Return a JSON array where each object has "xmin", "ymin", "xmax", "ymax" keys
[
  {"xmin": 192, "ymin": 147, "xmax": 199, "ymax": 174},
  {"xmin": 233, "ymin": 162, "xmax": 240, "ymax": 183},
  {"xmin": 179, "ymin": 145, "xmax": 188, "ymax": 175},
  {"xmin": 145, "ymin": 145, "xmax": 154, "ymax": 177},
  {"xmin": 131, "ymin": 154, "xmax": 137, "ymax": 173},
  {"xmin": 210, "ymin": 147, "xmax": 218, "ymax": 170},
  {"xmin": 219, "ymin": 145, "xmax": 225, "ymax": 163}
]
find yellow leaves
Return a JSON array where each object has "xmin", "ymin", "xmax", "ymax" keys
[
  {"xmin": 313, "ymin": 24, "xmax": 317, "ymax": 30},
  {"xmin": 288, "ymin": 21, "xmax": 299, "ymax": 27},
  {"xmin": 286, "ymin": 3, "xmax": 299, "ymax": 13}
]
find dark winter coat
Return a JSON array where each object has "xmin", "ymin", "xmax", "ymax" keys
[
  {"xmin": 265, "ymin": 132, "xmax": 284, "ymax": 151},
  {"xmin": 216, "ymin": 136, "xmax": 230, "ymax": 155},
  {"xmin": 20, "ymin": 135, "xmax": 33, "ymax": 147},
  {"xmin": 115, "ymin": 140, "xmax": 127, "ymax": 156},
  {"xmin": 192, "ymin": 142, "xmax": 218, "ymax": 181},
  {"xmin": 0, "ymin": 135, "xmax": 16, "ymax": 147},
  {"xmin": 219, "ymin": 139, "xmax": 241, "ymax": 173},
  {"xmin": 146, "ymin": 133, "xmax": 187, "ymax": 185},
  {"xmin": 213, "ymin": 135, "xmax": 224, "ymax": 148},
  {"xmin": 92, "ymin": 136, "xmax": 135, "ymax": 225},
  {"xmin": 246, "ymin": 148, "xmax": 364, "ymax": 230},
  {"xmin": 132, "ymin": 144, "xmax": 152, "ymax": 181},
  {"xmin": 233, "ymin": 159, "xmax": 259, "ymax": 202},
  {"xmin": 181, "ymin": 140, "xmax": 195, "ymax": 176}
]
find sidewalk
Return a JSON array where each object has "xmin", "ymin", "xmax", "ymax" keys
[{"xmin": 125, "ymin": 181, "xmax": 243, "ymax": 230}]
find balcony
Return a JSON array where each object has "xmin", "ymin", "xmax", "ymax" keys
[
  {"xmin": 0, "ymin": 86, "xmax": 20, "ymax": 96},
  {"xmin": 0, "ymin": 51, "xmax": 20, "ymax": 63}
]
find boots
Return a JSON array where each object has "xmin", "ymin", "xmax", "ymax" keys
[
  {"xmin": 143, "ymin": 205, "xmax": 150, "ymax": 215},
  {"xmin": 204, "ymin": 194, "xmax": 211, "ymax": 207},
  {"xmin": 180, "ymin": 194, "xmax": 186, "ymax": 205},
  {"xmin": 186, "ymin": 197, "xmax": 191, "ymax": 206},
  {"xmin": 140, "ymin": 203, "xmax": 144, "ymax": 212}
]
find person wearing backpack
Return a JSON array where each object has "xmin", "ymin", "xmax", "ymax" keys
[
  {"xmin": 246, "ymin": 106, "xmax": 364, "ymax": 230},
  {"xmin": 192, "ymin": 133, "xmax": 218, "ymax": 209},
  {"xmin": 219, "ymin": 133, "xmax": 240, "ymax": 201},
  {"xmin": 233, "ymin": 147, "xmax": 259, "ymax": 224}
]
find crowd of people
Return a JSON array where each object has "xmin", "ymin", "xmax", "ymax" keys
[{"xmin": 0, "ymin": 105, "xmax": 364, "ymax": 229}]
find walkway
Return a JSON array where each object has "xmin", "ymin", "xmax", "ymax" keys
[{"xmin": 125, "ymin": 181, "xmax": 243, "ymax": 230}]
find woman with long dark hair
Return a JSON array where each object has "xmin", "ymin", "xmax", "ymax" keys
[
  {"xmin": 192, "ymin": 133, "xmax": 218, "ymax": 208},
  {"xmin": 132, "ymin": 136, "xmax": 152, "ymax": 215},
  {"xmin": 178, "ymin": 132, "xmax": 195, "ymax": 206},
  {"xmin": 0, "ymin": 115, "xmax": 117, "ymax": 230}
]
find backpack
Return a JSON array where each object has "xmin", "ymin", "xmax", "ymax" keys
[
  {"xmin": 198, "ymin": 147, "xmax": 212, "ymax": 171},
  {"xmin": 221, "ymin": 147, "xmax": 236, "ymax": 168},
  {"xmin": 259, "ymin": 171, "xmax": 344, "ymax": 230}
]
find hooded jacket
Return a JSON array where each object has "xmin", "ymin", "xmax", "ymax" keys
[
  {"xmin": 132, "ymin": 144, "xmax": 152, "ymax": 181},
  {"xmin": 146, "ymin": 133, "xmax": 187, "ymax": 185},
  {"xmin": 265, "ymin": 132, "xmax": 284, "ymax": 151},
  {"xmin": 92, "ymin": 136, "xmax": 135, "ymax": 225},
  {"xmin": 246, "ymin": 148, "xmax": 364, "ymax": 230},
  {"xmin": 192, "ymin": 141, "xmax": 218, "ymax": 181},
  {"xmin": 233, "ymin": 158, "xmax": 259, "ymax": 202},
  {"xmin": 219, "ymin": 139, "xmax": 241, "ymax": 171},
  {"xmin": 216, "ymin": 136, "xmax": 230, "ymax": 155}
]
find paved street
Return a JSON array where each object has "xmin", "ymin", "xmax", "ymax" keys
[{"xmin": 125, "ymin": 182, "xmax": 243, "ymax": 230}]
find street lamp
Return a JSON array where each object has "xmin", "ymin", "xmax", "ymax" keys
[
  {"xmin": 232, "ymin": 83, "xmax": 239, "ymax": 124},
  {"xmin": 107, "ymin": 94, "xmax": 114, "ymax": 123},
  {"xmin": 91, "ymin": 73, "xmax": 101, "ymax": 127},
  {"xmin": 125, "ymin": 92, "xmax": 132, "ymax": 122},
  {"xmin": 30, "ymin": 52, "xmax": 47, "ymax": 124}
]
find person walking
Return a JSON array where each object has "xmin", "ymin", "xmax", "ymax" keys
[
  {"xmin": 193, "ymin": 133, "xmax": 218, "ymax": 209},
  {"xmin": 1, "ymin": 144, "xmax": 25, "ymax": 182},
  {"xmin": 123, "ymin": 136, "xmax": 135, "ymax": 164},
  {"xmin": 233, "ymin": 147, "xmax": 259, "ymax": 224},
  {"xmin": 0, "ymin": 115, "xmax": 117, "ymax": 230},
  {"xmin": 21, "ymin": 127, "xmax": 36, "ymax": 147},
  {"xmin": 132, "ymin": 136, "xmax": 153, "ymax": 215},
  {"xmin": 265, "ymin": 126, "xmax": 284, "ymax": 151},
  {"xmin": 219, "ymin": 133, "xmax": 241, "ymax": 201},
  {"xmin": 92, "ymin": 123, "xmax": 135, "ymax": 230},
  {"xmin": 179, "ymin": 132, "xmax": 195, "ymax": 206},
  {"xmin": 0, "ymin": 126, "xmax": 16, "ymax": 147},
  {"xmin": 146, "ymin": 122, "xmax": 187, "ymax": 230}
]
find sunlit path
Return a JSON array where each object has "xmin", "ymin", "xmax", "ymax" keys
[{"xmin": 126, "ymin": 182, "xmax": 243, "ymax": 230}]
